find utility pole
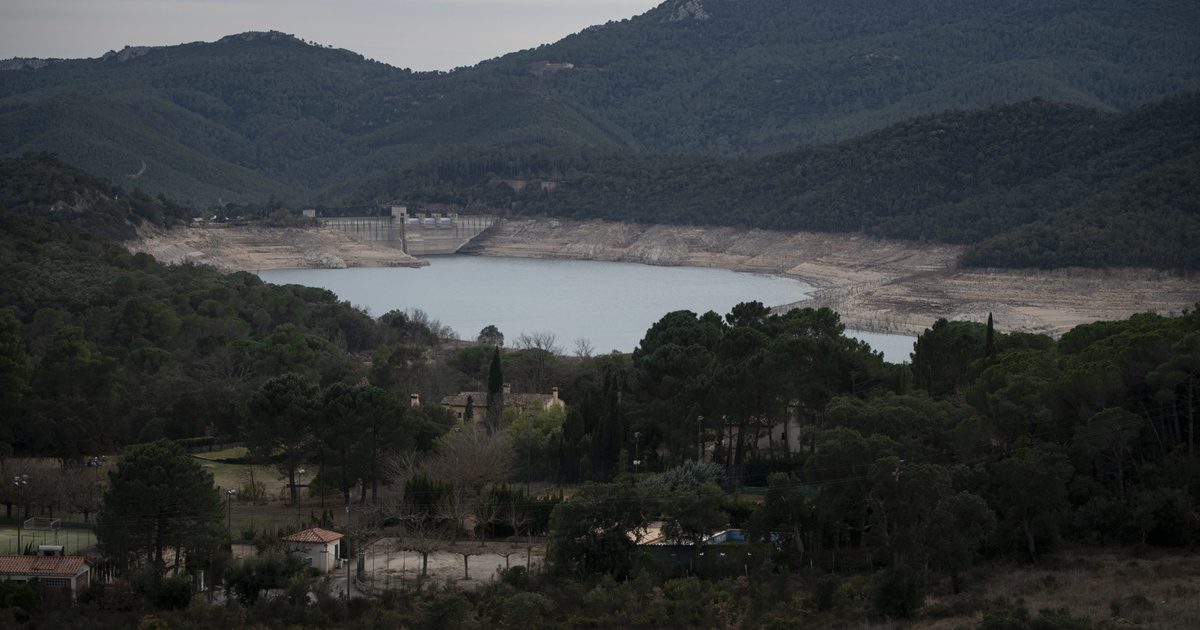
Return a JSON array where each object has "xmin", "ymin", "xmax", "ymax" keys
[
  {"xmin": 697, "ymin": 416, "xmax": 704, "ymax": 462},
  {"xmin": 345, "ymin": 504, "xmax": 351, "ymax": 599},
  {"xmin": 526, "ymin": 416, "xmax": 533, "ymax": 495}
]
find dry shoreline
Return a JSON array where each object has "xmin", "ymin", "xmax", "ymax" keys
[
  {"xmin": 460, "ymin": 219, "xmax": 1200, "ymax": 337},
  {"xmin": 130, "ymin": 219, "xmax": 1200, "ymax": 338},
  {"xmin": 129, "ymin": 223, "xmax": 426, "ymax": 272}
]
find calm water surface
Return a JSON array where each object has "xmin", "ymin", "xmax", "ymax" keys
[{"xmin": 258, "ymin": 256, "xmax": 914, "ymax": 362}]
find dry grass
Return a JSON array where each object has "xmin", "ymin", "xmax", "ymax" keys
[{"xmin": 916, "ymin": 549, "xmax": 1200, "ymax": 629}]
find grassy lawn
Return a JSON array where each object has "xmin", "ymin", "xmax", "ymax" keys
[
  {"xmin": 0, "ymin": 525, "xmax": 97, "ymax": 555},
  {"xmin": 191, "ymin": 446, "xmax": 250, "ymax": 461},
  {"xmin": 196, "ymin": 458, "xmax": 293, "ymax": 499}
]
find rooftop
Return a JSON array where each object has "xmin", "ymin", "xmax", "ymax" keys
[
  {"xmin": 282, "ymin": 527, "xmax": 344, "ymax": 544},
  {"xmin": 0, "ymin": 555, "xmax": 89, "ymax": 577},
  {"xmin": 441, "ymin": 390, "xmax": 560, "ymax": 408}
]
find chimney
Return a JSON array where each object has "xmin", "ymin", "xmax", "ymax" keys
[
  {"xmin": 503, "ymin": 383, "xmax": 511, "ymax": 395},
  {"xmin": 551, "ymin": 387, "xmax": 559, "ymax": 400},
  {"xmin": 410, "ymin": 393, "xmax": 420, "ymax": 408}
]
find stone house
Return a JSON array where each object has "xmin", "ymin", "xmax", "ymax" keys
[{"xmin": 440, "ymin": 383, "xmax": 565, "ymax": 424}]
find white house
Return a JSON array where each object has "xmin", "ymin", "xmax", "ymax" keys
[
  {"xmin": 0, "ymin": 554, "xmax": 91, "ymax": 600},
  {"xmin": 282, "ymin": 527, "xmax": 344, "ymax": 573}
]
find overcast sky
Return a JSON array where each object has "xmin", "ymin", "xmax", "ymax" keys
[{"xmin": 0, "ymin": 0, "xmax": 660, "ymax": 71}]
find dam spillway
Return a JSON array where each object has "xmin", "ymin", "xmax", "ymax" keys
[{"xmin": 319, "ymin": 212, "xmax": 495, "ymax": 256}]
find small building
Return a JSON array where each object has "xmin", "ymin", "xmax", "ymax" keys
[
  {"xmin": 0, "ymin": 554, "xmax": 90, "ymax": 600},
  {"xmin": 441, "ymin": 383, "xmax": 565, "ymax": 424},
  {"xmin": 282, "ymin": 527, "xmax": 344, "ymax": 573}
]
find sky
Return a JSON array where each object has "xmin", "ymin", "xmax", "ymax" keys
[{"xmin": 0, "ymin": 0, "xmax": 661, "ymax": 71}]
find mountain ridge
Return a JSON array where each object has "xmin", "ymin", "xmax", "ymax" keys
[{"xmin": 2, "ymin": 0, "xmax": 1196, "ymax": 204}]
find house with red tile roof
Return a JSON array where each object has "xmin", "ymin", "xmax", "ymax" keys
[
  {"xmin": 282, "ymin": 527, "xmax": 343, "ymax": 573},
  {"xmin": 0, "ymin": 554, "xmax": 91, "ymax": 600}
]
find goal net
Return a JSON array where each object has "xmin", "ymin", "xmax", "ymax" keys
[{"xmin": 22, "ymin": 517, "xmax": 60, "ymax": 531}]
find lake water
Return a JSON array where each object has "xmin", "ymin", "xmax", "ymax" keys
[{"xmin": 258, "ymin": 256, "xmax": 914, "ymax": 362}]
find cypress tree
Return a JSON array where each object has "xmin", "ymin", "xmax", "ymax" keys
[
  {"xmin": 485, "ymin": 348, "xmax": 504, "ymax": 432},
  {"xmin": 985, "ymin": 312, "xmax": 996, "ymax": 358}
]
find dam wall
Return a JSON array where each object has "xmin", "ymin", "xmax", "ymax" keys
[{"xmin": 320, "ymin": 213, "xmax": 494, "ymax": 256}]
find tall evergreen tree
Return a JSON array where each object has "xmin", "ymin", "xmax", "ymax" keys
[
  {"xmin": 486, "ymin": 348, "xmax": 504, "ymax": 433},
  {"xmin": 97, "ymin": 440, "xmax": 223, "ymax": 573},
  {"xmin": 985, "ymin": 313, "xmax": 996, "ymax": 358}
]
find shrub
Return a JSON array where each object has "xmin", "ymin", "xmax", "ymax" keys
[
  {"xmin": 832, "ymin": 574, "xmax": 870, "ymax": 617},
  {"xmin": 979, "ymin": 606, "xmax": 1099, "ymax": 630},
  {"xmin": 503, "ymin": 592, "xmax": 555, "ymax": 628},
  {"xmin": 814, "ymin": 575, "xmax": 838, "ymax": 611},
  {"xmin": 1110, "ymin": 594, "xmax": 1153, "ymax": 618},
  {"xmin": 869, "ymin": 565, "xmax": 924, "ymax": 619},
  {"xmin": 499, "ymin": 566, "xmax": 531, "ymax": 590},
  {"xmin": 151, "ymin": 575, "xmax": 194, "ymax": 610}
]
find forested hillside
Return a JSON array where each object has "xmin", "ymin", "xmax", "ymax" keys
[
  {"xmin": 0, "ymin": 152, "xmax": 190, "ymax": 239},
  {"xmin": 0, "ymin": 209, "xmax": 386, "ymax": 458},
  {"xmin": 395, "ymin": 94, "xmax": 1200, "ymax": 270},
  {"xmin": 2, "ymin": 0, "xmax": 1197, "ymax": 205},
  {"xmin": 0, "ymin": 32, "xmax": 628, "ymax": 204},
  {"xmin": 499, "ymin": 0, "xmax": 1200, "ymax": 151}
]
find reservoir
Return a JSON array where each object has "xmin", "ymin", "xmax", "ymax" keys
[{"xmin": 259, "ymin": 256, "xmax": 914, "ymax": 362}]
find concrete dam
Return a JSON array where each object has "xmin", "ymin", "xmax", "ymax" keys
[{"xmin": 317, "ymin": 208, "xmax": 495, "ymax": 256}]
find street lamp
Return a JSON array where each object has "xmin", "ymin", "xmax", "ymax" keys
[
  {"xmin": 13, "ymin": 475, "xmax": 29, "ymax": 552},
  {"xmin": 633, "ymin": 432, "xmax": 642, "ymax": 472},
  {"xmin": 697, "ymin": 416, "xmax": 704, "ymax": 462},
  {"xmin": 296, "ymin": 468, "xmax": 307, "ymax": 522},
  {"xmin": 226, "ymin": 489, "xmax": 237, "ymax": 538}
]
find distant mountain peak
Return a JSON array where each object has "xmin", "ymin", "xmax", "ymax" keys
[
  {"xmin": 666, "ymin": 0, "xmax": 711, "ymax": 22},
  {"xmin": 216, "ymin": 30, "xmax": 302, "ymax": 45},
  {"xmin": 100, "ymin": 46, "xmax": 152, "ymax": 63},
  {"xmin": 0, "ymin": 57, "xmax": 62, "ymax": 71}
]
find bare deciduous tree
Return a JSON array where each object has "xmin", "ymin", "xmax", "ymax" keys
[
  {"xmin": 61, "ymin": 468, "xmax": 104, "ymax": 523},
  {"xmin": 422, "ymin": 427, "xmax": 514, "ymax": 493},
  {"xmin": 573, "ymin": 337, "xmax": 595, "ymax": 359},
  {"xmin": 505, "ymin": 498, "xmax": 532, "ymax": 548},
  {"xmin": 437, "ymin": 485, "xmax": 474, "ymax": 540},
  {"xmin": 515, "ymin": 331, "xmax": 560, "ymax": 354},
  {"xmin": 393, "ymin": 512, "xmax": 447, "ymax": 580}
]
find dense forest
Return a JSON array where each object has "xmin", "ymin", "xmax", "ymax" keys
[
  {"xmin": 2, "ymin": 0, "xmax": 1198, "ymax": 205},
  {"xmin": 370, "ymin": 94, "xmax": 1200, "ymax": 270},
  {"xmin": 0, "ymin": 152, "xmax": 191, "ymax": 239},
  {"xmin": 496, "ymin": 0, "xmax": 1200, "ymax": 151},
  {"xmin": 1, "ymin": 181, "xmax": 1198, "ymax": 627}
]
